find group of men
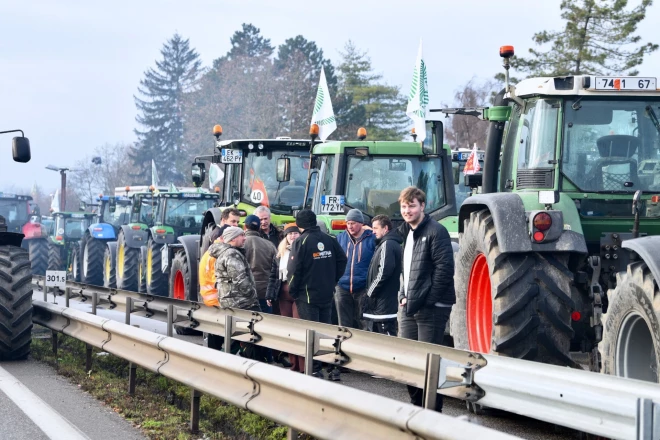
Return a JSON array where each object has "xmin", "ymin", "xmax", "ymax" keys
[{"xmin": 202, "ymin": 186, "xmax": 455, "ymax": 411}]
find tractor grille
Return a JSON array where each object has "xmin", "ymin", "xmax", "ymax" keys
[{"xmin": 517, "ymin": 170, "xmax": 554, "ymax": 189}]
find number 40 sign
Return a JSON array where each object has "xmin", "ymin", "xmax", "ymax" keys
[{"xmin": 45, "ymin": 270, "xmax": 67, "ymax": 290}]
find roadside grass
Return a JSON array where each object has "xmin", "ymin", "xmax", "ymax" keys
[{"xmin": 31, "ymin": 329, "xmax": 297, "ymax": 440}]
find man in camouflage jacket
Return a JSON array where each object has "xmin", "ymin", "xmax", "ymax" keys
[{"xmin": 208, "ymin": 226, "xmax": 261, "ymax": 311}]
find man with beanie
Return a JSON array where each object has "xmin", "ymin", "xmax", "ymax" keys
[{"xmin": 287, "ymin": 209, "xmax": 347, "ymax": 376}]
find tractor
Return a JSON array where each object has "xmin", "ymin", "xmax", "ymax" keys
[
  {"xmin": 79, "ymin": 194, "xmax": 131, "ymax": 286},
  {"xmin": 0, "ymin": 193, "xmax": 49, "ymax": 275},
  {"xmin": 446, "ymin": 45, "xmax": 660, "ymax": 382},
  {"xmin": 145, "ymin": 188, "xmax": 220, "ymax": 297},
  {"xmin": 283, "ymin": 123, "xmax": 457, "ymax": 239},
  {"xmin": 165, "ymin": 125, "xmax": 317, "ymax": 304},
  {"xmin": 47, "ymin": 211, "xmax": 96, "ymax": 281},
  {"xmin": 0, "ymin": 130, "xmax": 32, "ymax": 360}
]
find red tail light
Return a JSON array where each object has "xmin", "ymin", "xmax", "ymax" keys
[
  {"xmin": 533, "ymin": 231, "xmax": 545, "ymax": 242},
  {"xmin": 533, "ymin": 212, "xmax": 552, "ymax": 231},
  {"xmin": 331, "ymin": 220, "xmax": 346, "ymax": 230},
  {"xmin": 131, "ymin": 225, "xmax": 141, "ymax": 230},
  {"xmin": 93, "ymin": 227, "xmax": 103, "ymax": 232},
  {"xmin": 56, "ymin": 235, "xmax": 63, "ymax": 241},
  {"xmin": 156, "ymin": 229, "xmax": 166, "ymax": 234},
  {"xmin": 571, "ymin": 311, "xmax": 582, "ymax": 321}
]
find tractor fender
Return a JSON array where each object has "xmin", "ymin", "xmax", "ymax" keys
[
  {"xmin": 459, "ymin": 193, "xmax": 587, "ymax": 254},
  {"xmin": 202, "ymin": 208, "xmax": 224, "ymax": 232},
  {"xmin": 87, "ymin": 223, "xmax": 116, "ymax": 240},
  {"xmin": 176, "ymin": 234, "xmax": 200, "ymax": 298},
  {"xmin": 150, "ymin": 232, "xmax": 176, "ymax": 245},
  {"xmin": 106, "ymin": 240, "xmax": 117, "ymax": 258},
  {"xmin": 119, "ymin": 224, "xmax": 148, "ymax": 249},
  {"xmin": 622, "ymin": 236, "xmax": 660, "ymax": 286},
  {"xmin": 0, "ymin": 232, "xmax": 24, "ymax": 248},
  {"xmin": 22, "ymin": 222, "xmax": 45, "ymax": 240}
]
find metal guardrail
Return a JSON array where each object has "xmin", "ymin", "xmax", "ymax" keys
[
  {"xmin": 32, "ymin": 299, "xmax": 517, "ymax": 440},
  {"xmin": 33, "ymin": 277, "xmax": 660, "ymax": 440}
]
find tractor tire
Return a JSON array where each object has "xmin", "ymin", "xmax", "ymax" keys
[
  {"xmin": 0, "ymin": 245, "xmax": 33, "ymax": 360},
  {"xmin": 28, "ymin": 239, "xmax": 48, "ymax": 276},
  {"xmin": 71, "ymin": 244, "xmax": 82, "ymax": 282},
  {"xmin": 116, "ymin": 232, "xmax": 139, "ymax": 292},
  {"xmin": 47, "ymin": 243, "xmax": 63, "ymax": 271},
  {"xmin": 82, "ymin": 238, "xmax": 105, "ymax": 286},
  {"xmin": 146, "ymin": 239, "xmax": 168, "ymax": 297},
  {"xmin": 103, "ymin": 244, "xmax": 117, "ymax": 288},
  {"xmin": 601, "ymin": 260, "xmax": 660, "ymax": 382},
  {"xmin": 138, "ymin": 246, "xmax": 147, "ymax": 293},
  {"xmin": 169, "ymin": 251, "xmax": 201, "ymax": 335},
  {"xmin": 452, "ymin": 209, "xmax": 575, "ymax": 366}
]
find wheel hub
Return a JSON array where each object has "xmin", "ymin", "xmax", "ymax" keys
[
  {"xmin": 173, "ymin": 270, "xmax": 185, "ymax": 300},
  {"xmin": 467, "ymin": 253, "xmax": 493, "ymax": 353},
  {"xmin": 616, "ymin": 312, "xmax": 657, "ymax": 382}
]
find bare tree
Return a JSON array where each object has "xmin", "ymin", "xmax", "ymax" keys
[{"xmin": 443, "ymin": 78, "xmax": 496, "ymax": 150}]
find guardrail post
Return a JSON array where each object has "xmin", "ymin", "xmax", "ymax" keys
[
  {"xmin": 190, "ymin": 389, "xmax": 201, "ymax": 433},
  {"xmin": 224, "ymin": 315, "xmax": 233, "ymax": 353},
  {"xmin": 65, "ymin": 287, "xmax": 71, "ymax": 308},
  {"xmin": 85, "ymin": 344, "xmax": 93, "ymax": 372},
  {"xmin": 167, "ymin": 304, "xmax": 174, "ymax": 337},
  {"xmin": 91, "ymin": 291, "xmax": 98, "ymax": 315},
  {"xmin": 304, "ymin": 329, "xmax": 315, "ymax": 376},
  {"xmin": 52, "ymin": 286, "xmax": 59, "ymax": 303},
  {"xmin": 637, "ymin": 398, "xmax": 660, "ymax": 440},
  {"xmin": 125, "ymin": 297, "xmax": 133, "ymax": 325},
  {"xmin": 43, "ymin": 285, "xmax": 48, "ymax": 302},
  {"xmin": 51, "ymin": 331, "xmax": 58, "ymax": 354},
  {"xmin": 422, "ymin": 353, "xmax": 441, "ymax": 411},
  {"xmin": 128, "ymin": 362, "xmax": 137, "ymax": 395}
]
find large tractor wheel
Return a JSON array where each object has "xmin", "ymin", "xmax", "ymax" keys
[
  {"xmin": 0, "ymin": 245, "xmax": 33, "ymax": 360},
  {"xmin": 602, "ymin": 260, "xmax": 660, "ymax": 382},
  {"xmin": 103, "ymin": 243, "xmax": 117, "ymax": 288},
  {"xmin": 71, "ymin": 245, "xmax": 82, "ymax": 282},
  {"xmin": 138, "ymin": 246, "xmax": 147, "ymax": 293},
  {"xmin": 169, "ymin": 251, "xmax": 200, "ymax": 335},
  {"xmin": 82, "ymin": 238, "xmax": 105, "ymax": 286},
  {"xmin": 116, "ymin": 232, "xmax": 139, "ymax": 291},
  {"xmin": 28, "ymin": 239, "xmax": 48, "ymax": 275},
  {"xmin": 452, "ymin": 209, "xmax": 575, "ymax": 366},
  {"xmin": 47, "ymin": 243, "xmax": 63, "ymax": 271},
  {"xmin": 146, "ymin": 239, "xmax": 168, "ymax": 297}
]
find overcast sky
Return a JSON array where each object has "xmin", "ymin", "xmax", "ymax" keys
[{"xmin": 2, "ymin": 0, "xmax": 660, "ymax": 193}]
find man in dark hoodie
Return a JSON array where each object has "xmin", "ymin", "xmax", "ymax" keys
[
  {"xmin": 397, "ymin": 186, "xmax": 455, "ymax": 411},
  {"xmin": 364, "ymin": 215, "xmax": 402, "ymax": 336},
  {"xmin": 287, "ymin": 209, "xmax": 347, "ymax": 376}
]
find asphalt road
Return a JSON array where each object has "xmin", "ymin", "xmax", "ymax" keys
[
  {"xmin": 0, "ymin": 356, "xmax": 146, "ymax": 440},
  {"xmin": 34, "ymin": 291, "xmax": 584, "ymax": 439}
]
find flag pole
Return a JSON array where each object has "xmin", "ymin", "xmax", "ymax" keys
[{"xmin": 302, "ymin": 124, "xmax": 319, "ymax": 211}]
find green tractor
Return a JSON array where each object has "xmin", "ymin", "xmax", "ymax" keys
[
  {"xmin": 165, "ymin": 126, "xmax": 318, "ymax": 303},
  {"xmin": 447, "ymin": 45, "xmax": 660, "ymax": 381},
  {"xmin": 46, "ymin": 211, "xmax": 96, "ymax": 281},
  {"xmin": 281, "ymin": 124, "xmax": 457, "ymax": 238},
  {"xmin": 144, "ymin": 189, "xmax": 220, "ymax": 297},
  {"xmin": 0, "ymin": 130, "xmax": 32, "ymax": 360}
]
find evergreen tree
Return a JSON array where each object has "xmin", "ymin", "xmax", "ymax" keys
[
  {"xmin": 513, "ymin": 0, "xmax": 657, "ymax": 76},
  {"xmin": 275, "ymin": 36, "xmax": 337, "ymax": 138},
  {"xmin": 212, "ymin": 23, "xmax": 274, "ymax": 69},
  {"xmin": 336, "ymin": 41, "xmax": 407, "ymax": 141},
  {"xmin": 132, "ymin": 33, "xmax": 201, "ymax": 184}
]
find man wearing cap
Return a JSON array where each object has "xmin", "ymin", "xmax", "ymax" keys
[
  {"xmin": 287, "ymin": 209, "xmax": 346, "ymax": 375},
  {"xmin": 335, "ymin": 209, "xmax": 376, "ymax": 332},
  {"xmin": 208, "ymin": 226, "xmax": 261, "ymax": 312}
]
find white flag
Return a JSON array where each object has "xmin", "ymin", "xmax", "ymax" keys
[
  {"xmin": 406, "ymin": 39, "xmax": 429, "ymax": 143},
  {"xmin": 463, "ymin": 145, "xmax": 482, "ymax": 175},
  {"xmin": 50, "ymin": 189, "xmax": 60, "ymax": 213},
  {"xmin": 151, "ymin": 159, "xmax": 160, "ymax": 187},
  {"xmin": 311, "ymin": 67, "xmax": 337, "ymax": 141}
]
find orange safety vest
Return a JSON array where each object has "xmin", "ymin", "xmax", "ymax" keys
[{"xmin": 199, "ymin": 248, "xmax": 219, "ymax": 307}]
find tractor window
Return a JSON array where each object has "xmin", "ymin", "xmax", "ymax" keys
[
  {"xmin": 0, "ymin": 200, "xmax": 28, "ymax": 224},
  {"xmin": 500, "ymin": 104, "xmax": 522, "ymax": 191},
  {"xmin": 518, "ymin": 99, "xmax": 559, "ymax": 170},
  {"xmin": 164, "ymin": 198, "xmax": 215, "ymax": 229},
  {"xmin": 563, "ymin": 98, "xmax": 660, "ymax": 194},
  {"xmin": 345, "ymin": 156, "xmax": 445, "ymax": 218},
  {"xmin": 102, "ymin": 201, "xmax": 131, "ymax": 227}
]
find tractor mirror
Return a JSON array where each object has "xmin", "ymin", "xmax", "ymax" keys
[
  {"xmin": 12, "ymin": 137, "xmax": 31, "ymax": 163},
  {"xmin": 430, "ymin": 121, "xmax": 444, "ymax": 155},
  {"xmin": 191, "ymin": 163, "xmax": 206, "ymax": 188},
  {"xmin": 109, "ymin": 197, "xmax": 117, "ymax": 213},
  {"xmin": 276, "ymin": 158, "xmax": 291, "ymax": 182},
  {"xmin": 389, "ymin": 160, "xmax": 407, "ymax": 171}
]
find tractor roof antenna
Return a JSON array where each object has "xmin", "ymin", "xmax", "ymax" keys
[{"xmin": 499, "ymin": 46, "xmax": 523, "ymax": 106}]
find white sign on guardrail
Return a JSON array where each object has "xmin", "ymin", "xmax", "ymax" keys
[{"xmin": 45, "ymin": 271, "xmax": 66, "ymax": 290}]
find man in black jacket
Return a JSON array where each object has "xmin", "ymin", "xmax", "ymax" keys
[
  {"xmin": 255, "ymin": 206, "xmax": 281, "ymax": 248},
  {"xmin": 364, "ymin": 215, "xmax": 401, "ymax": 336},
  {"xmin": 287, "ymin": 209, "xmax": 347, "ymax": 325},
  {"xmin": 397, "ymin": 186, "xmax": 455, "ymax": 411}
]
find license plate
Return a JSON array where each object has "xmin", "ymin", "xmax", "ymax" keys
[
  {"xmin": 595, "ymin": 77, "xmax": 657, "ymax": 91},
  {"xmin": 321, "ymin": 195, "xmax": 344, "ymax": 213},
  {"xmin": 458, "ymin": 152, "xmax": 484, "ymax": 161},
  {"xmin": 221, "ymin": 148, "xmax": 243, "ymax": 164},
  {"xmin": 161, "ymin": 245, "xmax": 169, "ymax": 272}
]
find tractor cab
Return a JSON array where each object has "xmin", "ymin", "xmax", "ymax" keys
[
  {"xmin": 97, "ymin": 195, "xmax": 132, "ymax": 232},
  {"xmin": 152, "ymin": 190, "xmax": 220, "ymax": 239},
  {"xmin": 49, "ymin": 212, "xmax": 95, "ymax": 244},
  {"xmin": 451, "ymin": 148, "xmax": 485, "ymax": 208},
  {"xmin": 302, "ymin": 123, "xmax": 455, "ymax": 234},
  {"xmin": 0, "ymin": 193, "xmax": 32, "ymax": 234}
]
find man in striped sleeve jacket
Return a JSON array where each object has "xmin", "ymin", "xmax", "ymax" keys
[{"xmin": 364, "ymin": 215, "xmax": 402, "ymax": 336}]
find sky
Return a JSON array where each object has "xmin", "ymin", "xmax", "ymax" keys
[{"xmin": 2, "ymin": 0, "xmax": 660, "ymax": 193}]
